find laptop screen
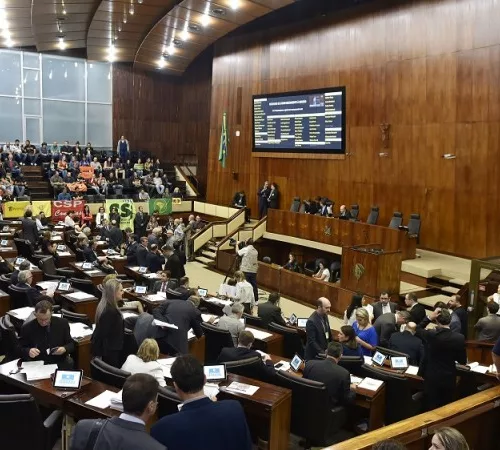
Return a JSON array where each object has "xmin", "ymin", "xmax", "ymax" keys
[
  {"xmin": 290, "ymin": 354, "xmax": 303, "ymax": 372},
  {"xmin": 197, "ymin": 288, "xmax": 208, "ymax": 297},
  {"xmin": 135, "ymin": 286, "xmax": 147, "ymax": 294},
  {"xmin": 57, "ymin": 282, "xmax": 71, "ymax": 292},
  {"xmin": 296, "ymin": 318, "xmax": 308, "ymax": 328},
  {"xmin": 203, "ymin": 364, "xmax": 227, "ymax": 382},
  {"xmin": 390, "ymin": 356, "xmax": 409, "ymax": 370}
]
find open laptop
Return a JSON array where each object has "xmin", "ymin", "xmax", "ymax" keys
[
  {"xmin": 372, "ymin": 351, "xmax": 387, "ymax": 367},
  {"xmin": 52, "ymin": 369, "xmax": 83, "ymax": 390},
  {"xmin": 203, "ymin": 364, "xmax": 227, "ymax": 382},
  {"xmin": 197, "ymin": 288, "xmax": 208, "ymax": 298},
  {"xmin": 390, "ymin": 356, "xmax": 409, "ymax": 370},
  {"xmin": 135, "ymin": 285, "xmax": 147, "ymax": 294},
  {"xmin": 57, "ymin": 245, "xmax": 67, "ymax": 252},
  {"xmin": 14, "ymin": 257, "xmax": 25, "ymax": 266}
]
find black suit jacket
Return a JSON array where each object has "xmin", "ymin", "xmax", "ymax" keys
[
  {"xmin": 21, "ymin": 217, "xmax": 38, "ymax": 243},
  {"xmin": 91, "ymin": 306, "xmax": 124, "ymax": 358},
  {"xmin": 233, "ymin": 193, "xmax": 247, "ymax": 208},
  {"xmin": 153, "ymin": 279, "xmax": 178, "ymax": 293},
  {"xmin": 257, "ymin": 301, "xmax": 286, "ymax": 328},
  {"xmin": 126, "ymin": 241, "xmax": 138, "ymax": 265},
  {"xmin": 339, "ymin": 210, "xmax": 352, "ymax": 220},
  {"xmin": 136, "ymin": 245, "xmax": 149, "ymax": 267},
  {"xmin": 305, "ymin": 311, "xmax": 332, "ymax": 360},
  {"xmin": 388, "ymin": 330, "xmax": 425, "ymax": 365},
  {"xmin": 152, "ymin": 300, "xmax": 203, "ymax": 354},
  {"xmin": 20, "ymin": 316, "xmax": 74, "ymax": 366},
  {"xmin": 409, "ymin": 303, "xmax": 426, "ymax": 325},
  {"xmin": 268, "ymin": 189, "xmax": 279, "ymax": 209},
  {"xmin": 217, "ymin": 346, "xmax": 276, "ymax": 379},
  {"xmin": 83, "ymin": 246, "xmax": 98, "ymax": 263},
  {"xmin": 171, "ymin": 286, "xmax": 192, "ymax": 300},
  {"xmin": 303, "ymin": 359, "xmax": 355, "ymax": 407},
  {"xmin": 146, "ymin": 251, "xmax": 164, "ymax": 273},
  {"xmin": 133, "ymin": 212, "xmax": 148, "ymax": 237},
  {"xmin": 16, "ymin": 282, "xmax": 42, "ymax": 307},
  {"xmin": 416, "ymin": 317, "xmax": 467, "ymax": 383},
  {"xmin": 372, "ymin": 301, "xmax": 398, "ymax": 321},
  {"xmin": 108, "ymin": 227, "xmax": 123, "ymax": 249},
  {"xmin": 373, "ymin": 313, "xmax": 397, "ymax": 347},
  {"xmin": 165, "ymin": 253, "xmax": 184, "ymax": 279}
]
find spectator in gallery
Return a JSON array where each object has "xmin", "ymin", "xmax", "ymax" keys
[
  {"xmin": 117, "ymin": 135, "xmax": 130, "ymax": 161},
  {"xmin": 138, "ymin": 187, "xmax": 150, "ymax": 200},
  {"xmin": 313, "ymin": 260, "xmax": 330, "ymax": 282},
  {"xmin": 91, "ymin": 157, "xmax": 102, "ymax": 175},
  {"xmin": 267, "ymin": 182, "xmax": 279, "ymax": 209},
  {"xmin": 283, "ymin": 252, "xmax": 299, "ymax": 272},
  {"xmin": 134, "ymin": 158, "xmax": 144, "ymax": 177},
  {"xmin": 172, "ymin": 187, "xmax": 183, "ymax": 200},
  {"xmin": 57, "ymin": 187, "xmax": 72, "ymax": 201}
]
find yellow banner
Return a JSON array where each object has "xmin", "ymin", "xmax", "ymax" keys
[
  {"xmin": 32, "ymin": 201, "xmax": 52, "ymax": 218},
  {"xmin": 3, "ymin": 201, "xmax": 30, "ymax": 218}
]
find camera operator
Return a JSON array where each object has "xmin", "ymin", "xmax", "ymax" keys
[{"xmin": 236, "ymin": 238, "xmax": 258, "ymax": 304}]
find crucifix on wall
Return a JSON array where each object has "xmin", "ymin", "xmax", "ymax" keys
[{"xmin": 380, "ymin": 123, "xmax": 391, "ymax": 149}]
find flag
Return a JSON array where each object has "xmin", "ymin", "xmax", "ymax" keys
[
  {"xmin": 148, "ymin": 198, "xmax": 172, "ymax": 215},
  {"xmin": 218, "ymin": 112, "xmax": 228, "ymax": 168}
]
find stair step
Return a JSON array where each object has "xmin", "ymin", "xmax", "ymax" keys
[
  {"xmin": 30, "ymin": 193, "xmax": 48, "ymax": 200},
  {"xmin": 202, "ymin": 250, "xmax": 216, "ymax": 259},
  {"xmin": 449, "ymin": 278, "xmax": 467, "ymax": 286},
  {"xmin": 20, "ymin": 166, "xmax": 43, "ymax": 173},
  {"xmin": 441, "ymin": 286, "xmax": 460, "ymax": 294},
  {"xmin": 195, "ymin": 256, "xmax": 215, "ymax": 265},
  {"xmin": 208, "ymin": 245, "xmax": 218, "ymax": 252}
]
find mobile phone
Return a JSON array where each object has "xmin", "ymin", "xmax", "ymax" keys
[
  {"xmin": 50, "ymin": 347, "xmax": 59, "ymax": 355},
  {"xmin": 274, "ymin": 362, "xmax": 284, "ymax": 369}
]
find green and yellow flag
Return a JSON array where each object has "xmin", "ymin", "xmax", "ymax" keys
[
  {"xmin": 218, "ymin": 112, "xmax": 228, "ymax": 168},
  {"xmin": 148, "ymin": 198, "xmax": 172, "ymax": 215}
]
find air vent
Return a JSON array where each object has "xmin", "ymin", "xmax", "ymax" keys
[
  {"xmin": 211, "ymin": 7, "xmax": 226, "ymax": 16},
  {"xmin": 173, "ymin": 38, "xmax": 182, "ymax": 47},
  {"xmin": 162, "ymin": 52, "xmax": 171, "ymax": 60},
  {"xmin": 187, "ymin": 23, "xmax": 201, "ymax": 32}
]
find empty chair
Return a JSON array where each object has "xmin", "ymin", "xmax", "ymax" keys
[
  {"xmin": 243, "ymin": 313, "xmax": 263, "ymax": 328},
  {"xmin": 70, "ymin": 277, "xmax": 99, "ymax": 297},
  {"xmin": 275, "ymin": 371, "xmax": 351, "ymax": 447},
  {"xmin": 388, "ymin": 212, "xmax": 403, "ymax": 229},
  {"xmin": 375, "ymin": 345, "xmax": 410, "ymax": 360},
  {"xmin": 225, "ymin": 355, "xmax": 266, "ymax": 377},
  {"xmin": 90, "ymin": 357, "xmax": 131, "ymax": 387},
  {"xmin": 60, "ymin": 309, "xmax": 92, "ymax": 327},
  {"xmin": 201, "ymin": 322, "xmax": 234, "ymax": 364},
  {"xmin": 329, "ymin": 261, "xmax": 341, "ymax": 283},
  {"xmin": 290, "ymin": 197, "xmax": 301, "ymax": 213},
  {"xmin": 157, "ymin": 386, "xmax": 182, "ymax": 418},
  {"xmin": 338, "ymin": 356, "xmax": 364, "ymax": 377},
  {"xmin": 7, "ymin": 285, "xmax": 31, "ymax": 309},
  {"xmin": 407, "ymin": 213, "xmax": 421, "ymax": 241},
  {"xmin": 0, "ymin": 394, "xmax": 63, "ymax": 450},
  {"xmin": 350, "ymin": 204, "xmax": 359, "ymax": 220},
  {"xmin": 268, "ymin": 322, "xmax": 304, "ymax": 359},
  {"xmin": 366, "ymin": 206, "xmax": 379, "ymax": 225},
  {"xmin": 360, "ymin": 364, "xmax": 422, "ymax": 424},
  {"xmin": 38, "ymin": 256, "xmax": 75, "ymax": 279},
  {"xmin": 0, "ymin": 273, "xmax": 11, "ymax": 292},
  {"xmin": 0, "ymin": 315, "xmax": 20, "ymax": 362}
]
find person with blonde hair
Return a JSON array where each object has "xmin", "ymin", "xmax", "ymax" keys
[
  {"xmin": 121, "ymin": 339, "xmax": 166, "ymax": 387},
  {"xmin": 429, "ymin": 427, "xmax": 469, "ymax": 450},
  {"xmin": 352, "ymin": 307, "xmax": 378, "ymax": 356}
]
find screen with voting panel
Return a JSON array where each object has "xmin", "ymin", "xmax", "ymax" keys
[
  {"xmin": 53, "ymin": 370, "xmax": 83, "ymax": 389},
  {"xmin": 204, "ymin": 364, "xmax": 227, "ymax": 381}
]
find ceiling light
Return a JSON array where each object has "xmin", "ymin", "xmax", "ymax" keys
[
  {"xmin": 230, "ymin": 0, "xmax": 240, "ymax": 9},
  {"xmin": 58, "ymin": 36, "xmax": 66, "ymax": 50},
  {"xmin": 180, "ymin": 29, "xmax": 189, "ymax": 41},
  {"xmin": 211, "ymin": 7, "xmax": 226, "ymax": 16},
  {"xmin": 157, "ymin": 57, "xmax": 167, "ymax": 69},
  {"xmin": 118, "ymin": 25, "xmax": 122, "ymax": 32},
  {"xmin": 188, "ymin": 23, "xmax": 201, "ymax": 32},
  {"xmin": 201, "ymin": 15, "xmax": 210, "ymax": 27},
  {"xmin": 123, "ymin": 14, "xmax": 127, "ymax": 24},
  {"xmin": 138, "ymin": 0, "xmax": 143, "ymax": 3},
  {"xmin": 62, "ymin": 9, "xmax": 67, "ymax": 15},
  {"xmin": 129, "ymin": 6, "xmax": 134, "ymax": 15},
  {"xmin": 107, "ymin": 45, "xmax": 117, "ymax": 62},
  {"xmin": 64, "ymin": 70, "xmax": 67, "ymax": 78}
]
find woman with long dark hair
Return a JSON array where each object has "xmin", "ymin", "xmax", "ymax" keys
[
  {"xmin": 344, "ymin": 294, "xmax": 363, "ymax": 326},
  {"xmin": 338, "ymin": 325, "xmax": 363, "ymax": 356}
]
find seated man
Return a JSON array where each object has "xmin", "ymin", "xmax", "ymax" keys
[
  {"xmin": 474, "ymin": 302, "xmax": 500, "ymax": 341},
  {"xmin": 20, "ymin": 300, "xmax": 74, "ymax": 369},
  {"xmin": 217, "ymin": 330, "xmax": 275, "ymax": 378},
  {"xmin": 57, "ymin": 186, "xmax": 72, "ymax": 201},
  {"xmin": 173, "ymin": 276, "xmax": 192, "ymax": 300},
  {"xmin": 373, "ymin": 310, "xmax": 411, "ymax": 347},
  {"xmin": 338, "ymin": 205, "xmax": 352, "ymax": 220},
  {"xmin": 151, "ymin": 355, "xmax": 252, "ymax": 450},
  {"xmin": 10, "ymin": 260, "xmax": 30, "ymax": 284},
  {"xmin": 16, "ymin": 270, "xmax": 54, "ymax": 306},
  {"xmin": 83, "ymin": 238, "xmax": 109, "ymax": 265},
  {"xmin": 71, "ymin": 374, "xmax": 165, "ymax": 450},
  {"xmin": 388, "ymin": 321, "xmax": 425, "ymax": 365},
  {"xmin": 303, "ymin": 341, "xmax": 355, "ymax": 407},
  {"xmin": 153, "ymin": 270, "xmax": 178, "ymax": 293},
  {"xmin": 257, "ymin": 292, "xmax": 287, "ymax": 329},
  {"xmin": 217, "ymin": 302, "xmax": 245, "ymax": 346}
]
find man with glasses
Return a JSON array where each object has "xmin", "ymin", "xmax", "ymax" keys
[
  {"xmin": 16, "ymin": 269, "xmax": 54, "ymax": 306},
  {"xmin": 19, "ymin": 300, "xmax": 75, "ymax": 369},
  {"xmin": 372, "ymin": 291, "xmax": 398, "ymax": 322},
  {"xmin": 71, "ymin": 373, "xmax": 165, "ymax": 450}
]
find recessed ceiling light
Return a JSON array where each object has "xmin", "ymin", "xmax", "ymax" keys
[
  {"xmin": 187, "ymin": 23, "xmax": 200, "ymax": 32},
  {"xmin": 158, "ymin": 57, "xmax": 167, "ymax": 69},
  {"xmin": 211, "ymin": 7, "xmax": 226, "ymax": 16},
  {"xmin": 201, "ymin": 15, "xmax": 210, "ymax": 27},
  {"xmin": 230, "ymin": 0, "xmax": 240, "ymax": 10},
  {"xmin": 58, "ymin": 36, "xmax": 66, "ymax": 50},
  {"xmin": 173, "ymin": 38, "xmax": 182, "ymax": 47},
  {"xmin": 129, "ymin": 6, "xmax": 134, "ymax": 15}
]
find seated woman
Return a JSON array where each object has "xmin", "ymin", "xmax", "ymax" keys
[
  {"xmin": 103, "ymin": 157, "xmax": 114, "ymax": 173},
  {"xmin": 57, "ymin": 155, "xmax": 68, "ymax": 178},
  {"xmin": 312, "ymin": 259, "xmax": 330, "ymax": 282},
  {"xmin": 81, "ymin": 205, "xmax": 93, "ymax": 229},
  {"xmin": 172, "ymin": 187, "xmax": 183, "ymax": 199},
  {"xmin": 338, "ymin": 325, "xmax": 363, "ymax": 356},
  {"xmin": 90, "ymin": 157, "xmax": 102, "ymax": 175},
  {"xmin": 144, "ymin": 157, "xmax": 153, "ymax": 174},
  {"xmin": 146, "ymin": 211, "xmax": 159, "ymax": 233},
  {"xmin": 134, "ymin": 158, "xmax": 144, "ymax": 177},
  {"xmin": 283, "ymin": 252, "xmax": 299, "ymax": 272},
  {"xmin": 41, "ymin": 230, "xmax": 59, "ymax": 263},
  {"xmin": 352, "ymin": 308, "xmax": 378, "ymax": 356},
  {"xmin": 121, "ymin": 339, "xmax": 166, "ymax": 386}
]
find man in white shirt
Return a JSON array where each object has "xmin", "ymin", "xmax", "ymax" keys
[
  {"xmin": 217, "ymin": 302, "xmax": 245, "ymax": 346},
  {"xmin": 372, "ymin": 292, "xmax": 398, "ymax": 321},
  {"xmin": 228, "ymin": 270, "xmax": 255, "ymax": 314},
  {"xmin": 236, "ymin": 238, "xmax": 259, "ymax": 304},
  {"xmin": 488, "ymin": 285, "xmax": 500, "ymax": 313}
]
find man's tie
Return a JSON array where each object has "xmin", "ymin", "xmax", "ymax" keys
[{"xmin": 162, "ymin": 282, "xmax": 166, "ymax": 292}]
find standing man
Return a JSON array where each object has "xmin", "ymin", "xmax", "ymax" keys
[
  {"xmin": 257, "ymin": 181, "xmax": 271, "ymax": 219},
  {"xmin": 448, "ymin": 295, "xmax": 468, "ymax": 337},
  {"xmin": 474, "ymin": 302, "xmax": 500, "ymax": 341},
  {"xmin": 405, "ymin": 293, "xmax": 426, "ymax": 325},
  {"xmin": 21, "ymin": 209, "xmax": 39, "ymax": 244},
  {"xmin": 372, "ymin": 292, "xmax": 398, "ymax": 321},
  {"xmin": 134, "ymin": 205, "xmax": 148, "ymax": 239},
  {"xmin": 388, "ymin": 322, "xmax": 425, "ymax": 365},
  {"xmin": 416, "ymin": 308, "xmax": 467, "ymax": 410},
  {"xmin": 305, "ymin": 297, "xmax": 333, "ymax": 360},
  {"xmin": 236, "ymin": 238, "xmax": 258, "ymax": 305},
  {"xmin": 373, "ymin": 310, "xmax": 411, "ymax": 347},
  {"xmin": 117, "ymin": 135, "xmax": 130, "ymax": 161}
]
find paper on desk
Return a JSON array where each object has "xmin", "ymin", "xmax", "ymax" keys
[
  {"xmin": 350, "ymin": 375, "xmax": 363, "ymax": 384},
  {"xmin": 471, "ymin": 365, "xmax": 489, "ymax": 374},
  {"xmin": 153, "ymin": 319, "xmax": 178, "ymax": 329},
  {"xmin": 67, "ymin": 291, "xmax": 94, "ymax": 300},
  {"xmin": 0, "ymin": 247, "xmax": 13, "ymax": 250},
  {"xmin": 122, "ymin": 312, "xmax": 138, "ymax": 320},
  {"xmin": 201, "ymin": 314, "xmax": 217, "ymax": 323},
  {"xmin": 85, "ymin": 270, "xmax": 102, "ymax": 275},
  {"xmin": 204, "ymin": 383, "xmax": 220, "ymax": 399},
  {"xmin": 8, "ymin": 306, "xmax": 35, "ymax": 321},
  {"xmin": 24, "ymin": 364, "xmax": 58, "ymax": 381},
  {"xmin": 275, "ymin": 361, "xmax": 291, "ymax": 372},
  {"xmin": 225, "ymin": 381, "xmax": 260, "ymax": 396},
  {"xmin": 108, "ymin": 255, "xmax": 126, "ymax": 260},
  {"xmin": 52, "ymin": 236, "xmax": 63, "ymax": 241},
  {"xmin": 85, "ymin": 390, "xmax": 117, "ymax": 409},
  {"xmin": 187, "ymin": 329, "xmax": 195, "ymax": 340},
  {"xmin": 205, "ymin": 297, "xmax": 232, "ymax": 306},
  {"xmin": 245, "ymin": 328, "xmax": 272, "ymax": 340},
  {"xmin": 146, "ymin": 294, "xmax": 166, "ymax": 302},
  {"xmin": 37, "ymin": 281, "xmax": 59, "ymax": 290},
  {"xmin": 358, "ymin": 377, "xmax": 384, "ymax": 391},
  {"xmin": 110, "ymin": 390, "xmax": 123, "ymax": 412},
  {"xmin": 129, "ymin": 266, "xmax": 140, "ymax": 272},
  {"xmin": 69, "ymin": 322, "xmax": 93, "ymax": 339},
  {"xmin": 21, "ymin": 361, "xmax": 44, "ymax": 369},
  {"xmin": 363, "ymin": 356, "xmax": 373, "ymax": 366},
  {"xmin": 144, "ymin": 273, "xmax": 161, "ymax": 279},
  {"xmin": 405, "ymin": 365, "xmax": 419, "ymax": 376},
  {"xmin": 57, "ymin": 251, "xmax": 72, "ymax": 256}
]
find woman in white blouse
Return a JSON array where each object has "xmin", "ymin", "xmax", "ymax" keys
[
  {"xmin": 313, "ymin": 260, "xmax": 330, "ymax": 282},
  {"xmin": 95, "ymin": 206, "xmax": 108, "ymax": 229},
  {"xmin": 121, "ymin": 339, "xmax": 166, "ymax": 387},
  {"xmin": 229, "ymin": 270, "xmax": 255, "ymax": 314}
]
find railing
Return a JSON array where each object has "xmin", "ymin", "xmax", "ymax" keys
[{"xmin": 175, "ymin": 164, "xmax": 200, "ymax": 197}]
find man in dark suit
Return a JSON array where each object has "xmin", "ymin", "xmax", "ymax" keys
[
  {"xmin": 133, "ymin": 206, "xmax": 148, "ymax": 239},
  {"xmin": 152, "ymin": 296, "xmax": 203, "ymax": 355},
  {"xmin": 416, "ymin": 308, "xmax": 467, "ymax": 411},
  {"xmin": 151, "ymin": 355, "xmax": 252, "ymax": 450},
  {"xmin": 83, "ymin": 239, "xmax": 108, "ymax": 265},
  {"xmin": 21, "ymin": 209, "xmax": 39, "ymax": 244},
  {"xmin": 170, "ymin": 277, "xmax": 192, "ymax": 300},
  {"xmin": 303, "ymin": 341, "xmax": 355, "ymax": 407},
  {"xmin": 388, "ymin": 322, "xmax": 425, "ymax": 365},
  {"xmin": 372, "ymin": 292, "xmax": 398, "ymax": 321},
  {"xmin": 404, "ymin": 292, "xmax": 426, "ymax": 325},
  {"xmin": 136, "ymin": 236, "xmax": 149, "ymax": 267},
  {"xmin": 153, "ymin": 270, "xmax": 178, "ymax": 293},
  {"xmin": 267, "ymin": 183, "xmax": 279, "ymax": 209},
  {"xmin": 232, "ymin": 191, "xmax": 247, "ymax": 208},
  {"xmin": 448, "ymin": 294, "xmax": 468, "ymax": 337},
  {"xmin": 109, "ymin": 206, "xmax": 121, "ymax": 227},
  {"xmin": 163, "ymin": 245, "xmax": 184, "ymax": 279},
  {"xmin": 10, "ymin": 260, "xmax": 30, "ymax": 284},
  {"xmin": 125, "ymin": 233, "xmax": 138, "ymax": 265},
  {"xmin": 305, "ymin": 297, "xmax": 333, "ymax": 360},
  {"xmin": 218, "ymin": 330, "xmax": 276, "ymax": 378},
  {"xmin": 20, "ymin": 300, "xmax": 74, "ymax": 368},
  {"xmin": 107, "ymin": 220, "xmax": 123, "ymax": 250},
  {"xmin": 258, "ymin": 292, "xmax": 286, "ymax": 328},
  {"xmin": 318, "ymin": 199, "xmax": 329, "ymax": 217},
  {"xmin": 146, "ymin": 244, "xmax": 164, "ymax": 273},
  {"xmin": 257, "ymin": 181, "xmax": 271, "ymax": 219},
  {"xmin": 17, "ymin": 270, "xmax": 54, "ymax": 306},
  {"xmin": 71, "ymin": 374, "xmax": 165, "ymax": 450},
  {"xmin": 338, "ymin": 205, "xmax": 352, "ymax": 220},
  {"xmin": 373, "ymin": 311, "xmax": 411, "ymax": 347}
]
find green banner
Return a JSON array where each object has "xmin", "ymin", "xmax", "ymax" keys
[
  {"xmin": 106, "ymin": 199, "xmax": 136, "ymax": 231},
  {"xmin": 148, "ymin": 198, "xmax": 172, "ymax": 215}
]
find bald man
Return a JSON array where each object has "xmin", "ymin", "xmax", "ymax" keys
[
  {"xmin": 305, "ymin": 297, "xmax": 333, "ymax": 360},
  {"xmin": 339, "ymin": 205, "xmax": 351, "ymax": 220},
  {"xmin": 388, "ymin": 321, "xmax": 425, "ymax": 365}
]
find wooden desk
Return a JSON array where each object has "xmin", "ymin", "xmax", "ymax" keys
[
  {"xmin": 66, "ymin": 379, "xmax": 120, "ymax": 420},
  {"xmin": 466, "ymin": 340, "xmax": 495, "ymax": 366},
  {"xmin": 246, "ymin": 327, "xmax": 284, "ymax": 356},
  {"xmin": 0, "ymin": 288, "xmax": 10, "ymax": 316},
  {"xmin": 268, "ymin": 355, "xmax": 386, "ymax": 432},
  {"xmin": 69, "ymin": 262, "xmax": 107, "ymax": 286},
  {"xmin": 7, "ymin": 258, "xmax": 44, "ymax": 284},
  {"xmin": 57, "ymin": 249, "xmax": 77, "ymax": 268},
  {"xmin": 266, "ymin": 209, "xmax": 416, "ymax": 260},
  {"xmin": 56, "ymin": 291, "xmax": 99, "ymax": 323},
  {"xmin": 0, "ymin": 240, "xmax": 19, "ymax": 259},
  {"xmin": 124, "ymin": 266, "xmax": 162, "ymax": 284},
  {"xmin": 106, "ymin": 255, "xmax": 128, "ymax": 275}
]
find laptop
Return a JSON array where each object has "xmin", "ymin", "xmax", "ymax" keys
[
  {"xmin": 52, "ymin": 369, "xmax": 83, "ymax": 390},
  {"xmin": 197, "ymin": 288, "xmax": 208, "ymax": 298},
  {"xmin": 290, "ymin": 354, "xmax": 304, "ymax": 372},
  {"xmin": 82, "ymin": 262, "xmax": 93, "ymax": 270},
  {"xmin": 0, "ymin": 240, "xmax": 7, "ymax": 246},
  {"xmin": 138, "ymin": 266, "xmax": 148, "ymax": 274},
  {"xmin": 203, "ymin": 364, "xmax": 227, "ymax": 382},
  {"xmin": 296, "ymin": 318, "xmax": 308, "ymax": 328},
  {"xmin": 57, "ymin": 245, "xmax": 67, "ymax": 252},
  {"xmin": 135, "ymin": 285, "xmax": 147, "ymax": 294},
  {"xmin": 390, "ymin": 356, "xmax": 409, "ymax": 370},
  {"xmin": 289, "ymin": 313, "xmax": 297, "ymax": 325},
  {"xmin": 372, "ymin": 351, "xmax": 387, "ymax": 367},
  {"xmin": 57, "ymin": 281, "xmax": 71, "ymax": 292}
]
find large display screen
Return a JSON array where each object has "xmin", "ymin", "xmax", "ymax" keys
[{"xmin": 253, "ymin": 86, "xmax": 346, "ymax": 154}]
